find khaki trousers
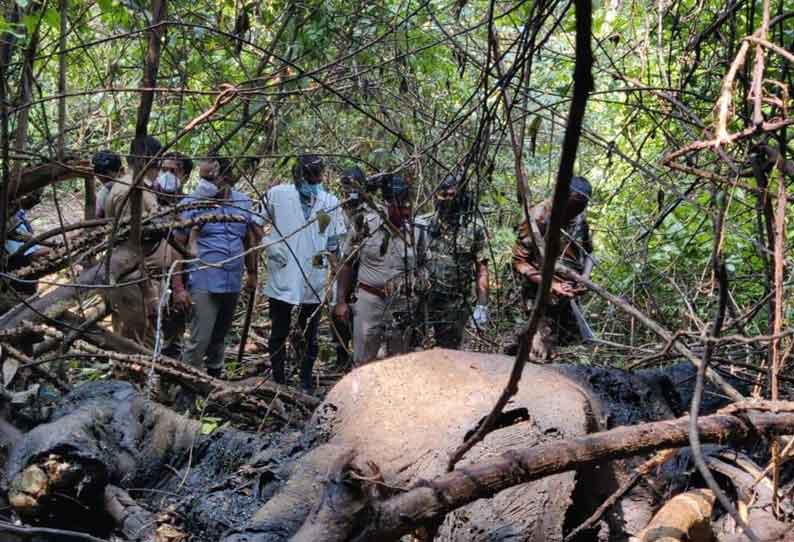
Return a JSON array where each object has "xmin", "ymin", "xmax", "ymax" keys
[{"xmin": 352, "ymin": 289, "xmax": 411, "ymax": 365}]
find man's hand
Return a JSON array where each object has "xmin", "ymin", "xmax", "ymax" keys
[
  {"xmin": 334, "ymin": 302, "xmax": 350, "ymax": 322},
  {"xmin": 551, "ymin": 281, "xmax": 581, "ymax": 298},
  {"xmin": 172, "ymin": 288, "xmax": 192, "ymax": 312},
  {"xmin": 245, "ymin": 273, "xmax": 257, "ymax": 291}
]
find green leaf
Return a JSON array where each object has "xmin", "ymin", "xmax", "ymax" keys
[
  {"xmin": 43, "ymin": 7, "xmax": 59, "ymax": 30},
  {"xmin": 22, "ymin": 13, "xmax": 38, "ymax": 35},
  {"xmin": 200, "ymin": 416, "xmax": 221, "ymax": 434}
]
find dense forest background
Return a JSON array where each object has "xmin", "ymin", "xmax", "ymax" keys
[
  {"xmin": 0, "ymin": 1, "xmax": 793, "ymax": 541},
  {"xmin": 3, "ymin": 0, "xmax": 792, "ymax": 368}
]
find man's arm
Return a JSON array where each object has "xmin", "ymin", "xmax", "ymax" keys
[
  {"xmin": 170, "ymin": 230, "xmax": 191, "ymax": 311},
  {"xmin": 333, "ymin": 261, "xmax": 354, "ymax": 321},
  {"xmin": 244, "ymin": 225, "xmax": 261, "ymax": 291},
  {"xmin": 476, "ymin": 260, "xmax": 489, "ymax": 305},
  {"xmin": 513, "ymin": 220, "xmax": 578, "ymax": 298}
]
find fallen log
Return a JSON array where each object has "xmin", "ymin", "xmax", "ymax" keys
[
  {"xmin": 638, "ymin": 489, "xmax": 715, "ymax": 542},
  {"xmin": 311, "ymin": 408, "xmax": 794, "ymax": 542},
  {"xmin": 13, "ymin": 160, "xmax": 93, "ymax": 199}
]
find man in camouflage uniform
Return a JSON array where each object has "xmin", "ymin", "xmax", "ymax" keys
[
  {"xmin": 512, "ymin": 176, "xmax": 594, "ymax": 361},
  {"xmin": 420, "ymin": 174, "xmax": 489, "ymax": 349},
  {"xmin": 333, "ymin": 174, "xmax": 426, "ymax": 364}
]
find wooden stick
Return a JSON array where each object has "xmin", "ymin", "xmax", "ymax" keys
[{"xmin": 349, "ymin": 410, "xmax": 794, "ymax": 542}]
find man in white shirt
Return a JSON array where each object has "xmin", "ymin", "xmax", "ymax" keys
[{"xmin": 260, "ymin": 155, "xmax": 346, "ymax": 391}]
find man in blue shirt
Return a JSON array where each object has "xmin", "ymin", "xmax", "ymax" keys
[
  {"xmin": 4, "ymin": 191, "xmax": 49, "ymax": 298},
  {"xmin": 173, "ymin": 155, "xmax": 263, "ymax": 378}
]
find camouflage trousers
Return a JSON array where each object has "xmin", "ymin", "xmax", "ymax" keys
[{"xmin": 417, "ymin": 293, "xmax": 469, "ymax": 350}]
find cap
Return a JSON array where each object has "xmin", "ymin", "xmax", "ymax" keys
[
  {"xmin": 438, "ymin": 173, "xmax": 462, "ymax": 191},
  {"xmin": 92, "ymin": 150, "xmax": 122, "ymax": 175},
  {"xmin": 570, "ymin": 176, "xmax": 592, "ymax": 200},
  {"xmin": 340, "ymin": 167, "xmax": 366, "ymax": 188},
  {"xmin": 380, "ymin": 174, "xmax": 412, "ymax": 203},
  {"xmin": 297, "ymin": 154, "xmax": 324, "ymax": 179}
]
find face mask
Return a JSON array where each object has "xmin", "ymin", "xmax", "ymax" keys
[
  {"xmin": 197, "ymin": 178, "xmax": 219, "ymax": 197},
  {"xmin": 157, "ymin": 172, "xmax": 179, "ymax": 194},
  {"xmin": 297, "ymin": 181, "xmax": 320, "ymax": 199}
]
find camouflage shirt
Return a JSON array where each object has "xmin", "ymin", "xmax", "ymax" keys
[
  {"xmin": 423, "ymin": 212, "xmax": 486, "ymax": 299},
  {"xmin": 513, "ymin": 199, "xmax": 592, "ymax": 280}
]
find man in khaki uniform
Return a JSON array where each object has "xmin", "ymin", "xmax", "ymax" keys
[
  {"xmin": 333, "ymin": 174, "xmax": 426, "ymax": 364},
  {"xmin": 147, "ymin": 152, "xmax": 193, "ymax": 357},
  {"xmin": 103, "ymin": 136, "xmax": 163, "ymax": 343},
  {"xmin": 105, "ymin": 136, "xmax": 161, "ymax": 221}
]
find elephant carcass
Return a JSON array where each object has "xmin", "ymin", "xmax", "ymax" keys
[
  {"xmin": 226, "ymin": 349, "xmax": 678, "ymax": 542},
  {"xmin": 5, "ymin": 380, "xmax": 273, "ymax": 538}
]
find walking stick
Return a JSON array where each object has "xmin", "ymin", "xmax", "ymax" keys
[
  {"xmin": 237, "ymin": 285, "xmax": 257, "ymax": 365},
  {"xmin": 238, "ymin": 228, "xmax": 260, "ymax": 366}
]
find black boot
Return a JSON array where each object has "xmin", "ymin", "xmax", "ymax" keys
[{"xmin": 207, "ymin": 366, "xmax": 223, "ymax": 379}]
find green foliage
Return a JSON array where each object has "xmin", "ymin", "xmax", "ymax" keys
[{"xmin": 2, "ymin": 0, "xmax": 791, "ymax": 348}]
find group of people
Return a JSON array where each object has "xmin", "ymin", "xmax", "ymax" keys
[{"xmin": 3, "ymin": 136, "xmax": 596, "ymax": 395}]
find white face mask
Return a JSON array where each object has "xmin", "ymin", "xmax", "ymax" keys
[
  {"xmin": 157, "ymin": 171, "xmax": 179, "ymax": 193},
  {"xmin": 197, "ymin": 178, "xmax": 219, "ymax": 197}
]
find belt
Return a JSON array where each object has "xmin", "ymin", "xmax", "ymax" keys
[{"xmin": 358, "ymin": 282, "xmax": 387, "ymax": 300}]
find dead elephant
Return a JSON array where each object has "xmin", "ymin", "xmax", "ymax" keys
[
  {"xmin": 224, "ymin": 349, "xmax": 681, "ymax": 542},
  {"xmin": 3, "ymin": 349, "xmax": 732, "ymax": 541}
]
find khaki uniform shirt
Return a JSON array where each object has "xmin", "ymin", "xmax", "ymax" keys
[
  {"xmin": 104, "ymin": 173, "xmax": 158, "ymax": 220},
  {"xmin": 346, "ymin": 212, "xmax": 425, "ymax": 293}
]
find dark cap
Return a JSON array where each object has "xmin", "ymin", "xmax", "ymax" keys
[
  {"xmin": 297, "ymin": 154, "xmax": 325, "ymax": 179},
  {"xmin": 380, "ymin": 174, "xmax": 412, "ymax": 203},
  {"xmin": 340, "ymin": 167, "xmax": 366, "ymax": 188},
  {"xmin": 92, "ymin": 150, "xmax": 122, "ymax": 176},
  {"xmin": 438, "ymin": 173, "xmax": 462, "ymax": 191},
  {"xmin": 570, "ymin": 176, "xmax": 592, "ymax": 200}
]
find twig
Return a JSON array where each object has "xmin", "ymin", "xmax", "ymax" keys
[{"xmin": 0, "ymin": 520, "xmax": 109, "ymax": 542}]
